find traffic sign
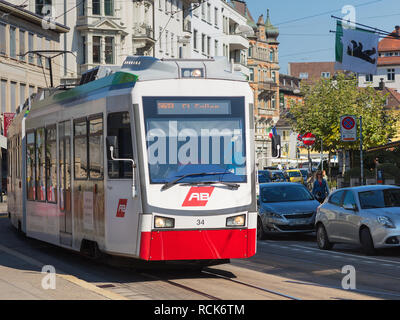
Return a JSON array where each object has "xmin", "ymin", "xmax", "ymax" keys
[
  {"xmin": 302, "ymin": 133, "xmax": 316, "ymax": 146},
  {"xmin": 341, "ymin": 115, "xmax": 357, "ymax": 142}
]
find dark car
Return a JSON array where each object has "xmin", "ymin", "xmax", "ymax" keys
[
  {"xmin": 257, "ymin": 183, "xmax": 320, "ymax": 239},
  {"xmin": 258, "ymin": 170, "xmax": 272, "ymax": 183},
  {"xmin": 270, "ymin": 170, "xmax": 290, "ymax": 182}
]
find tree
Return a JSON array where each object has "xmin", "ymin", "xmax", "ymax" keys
[{"xmin": 289, "ymin": 73, "xmax": 399, "ymax": 173}]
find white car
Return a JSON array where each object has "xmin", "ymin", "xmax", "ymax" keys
[{"xmin": 316, "ymin": 185, "xmax": 400, "ymax": 255}]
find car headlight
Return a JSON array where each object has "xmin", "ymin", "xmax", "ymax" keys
[
  {"xmin": 154, "ymin": 216, "xmax": 175, "ymax": 229},
  {"xmin": 265, "ymin": 212, "xmax": 283, "ymax": 219},
  {"xmin": 377, "ymin": 216, "xmax": 396, "ymax": 229},
  {"xmin": 226, "ymin": 214, "xmax": 246, "ymax": 227}
]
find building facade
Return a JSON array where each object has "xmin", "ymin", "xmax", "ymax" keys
[
  {"xmin": 288, "ymin": 61, "xmax": 335, "ymax": 84},
  {"xmin": 358, "ymin": 26, "xmax": 400, "ymax": 92},
  {"xmin": 235, "ymin": 5, "xmax": 279, "ymax": 169},
  {"xmin": 0, "ymin": 0, "xmax": 68, "ymax": 114}
]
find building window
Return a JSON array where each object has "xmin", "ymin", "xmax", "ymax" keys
[
  {"xmin": 171, "ymin": 33, "xmax": 174, "ymax": 57},
  {"xmin": 201, "ymin": 2, "xmax": 205, "ymax": 20},
  {"xmin": 36, "ymin": 36, "xmax": 43, "ymax": 65},
  {"xmin": 104, "ymin": 0, "xmax": 113, "ymax": 16},
  {"xmin": 207, "ymin": 36, "xmax": 211, "ymax": 55},
  {"xmin": 193, "ymin": 29, "xmax": 198, "ymax": 50},
  {"xmin": 92, "ymin": 0, "xmax": 100, "ymax": 15},
  {"xmin": 10, "ymin": 82, "xmax": 16, "ymax": 112},
  {"xmin": 214, "ymin": 40, "xmax": 218, "ymax": 56},
  {"xmin": 365, "ymin": 74, "xmax": 373, "ymax": 82},
  {"xmin": 201, "ymin": 34, "xmax": 205, "ymax": 53},
  {"xmin": 249, "ymin": 68, "xmax": 254, "ymax": 82},
  {"xmin": 0, "ymin": 80, "xmax": 6, "ymax": 114},
  {"xmin": 105, "ymin": 36, "xmax": 114, "ymax": 64},
  {"xmin": 388, "ymin": 69, "xmax": 395, "ymax": 81},
  {"xmin": 35, "ymin": 0, "xmax": 52, "ymax": 15},
  {"xmin": 28, "ymin": 33, "xmax": 34, "ymax": 64},
  {"xmin": 82, "ymin": 36, "xmax": 86, "ymax": 64},
  {"xmin": 45, "ymin": 38, "xmax": 50, "ymax": 68},
  {"xmin": 93, "ymin": 36, "xmax": 101, "ymax": 63},
  {"xmin": 214, "ymin": 7, "xmax": 218, "ymax": 26},
  {"xmin": 272, "ymin": 71, "xmax": 276, "ymax": 82},
  {"xmin": 0, "ymin": 23, "xmax": 6, "ymax": 55},
  {"xmin": 19, "ymin": 83, "xmax": 26, "ymax": 106},
  {"xmin": 9, "ymin": 27, "xmax": 16, "ymax": 58},
  {"xmin": 207, "ymin": 3, "xmax": 211, "ymax": 23},
  {"xmin": 271, "ymin": 94, "xmax": 276, "ymax": 109},
  {"xmin": 321, "ymin": 72, "xmax": 330, "ymax": 78},
  {"xmin": 299, "ymin": 72, "xmax": 308, "ymax": 79},
  {"xmin": 19, "ymin": 30, "xmax": 26, "ymax": 61},
  {"xmin": 46, "ymin": 126, "xmax": 57, "ymax": 203}
]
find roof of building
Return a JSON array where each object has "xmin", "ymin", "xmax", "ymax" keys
[
  {"xmin": 378, "ymin": 26, "xmax": 400, "ymax": 52},
  {"xmin": 0, "ymin": 0, "xmax": 69, "ymax": 33}
]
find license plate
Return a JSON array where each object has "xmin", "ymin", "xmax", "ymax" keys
[{"xmin": 291, "ymin": 219, "xmax": 309, "ymax": 225}]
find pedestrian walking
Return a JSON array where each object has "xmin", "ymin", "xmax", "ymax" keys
[{"xmin": 312, "ymin": 171, "xmax": 330, "ymax": 203}]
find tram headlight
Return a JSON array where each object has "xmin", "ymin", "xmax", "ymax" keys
[
  {"xmin": 226, "ymin": 214, "xmax": 246, "ymax": 227},
  {"xmin": 154, "ymin": 216, "xmax": 175, "ymax": 229}
]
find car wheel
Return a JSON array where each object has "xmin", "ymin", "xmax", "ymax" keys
[
  {"xmin": 360, "ymin": 228, "xmax": 376, "ymax": 256},
  {"xmin": 257, "ymin": 217, "xmax": 266, "ymax": 240},
  {"xmin": 316, "ymin": 224, "xmax": 333, "ymax": 250}
]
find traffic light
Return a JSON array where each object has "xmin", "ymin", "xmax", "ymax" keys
[{"xmin": 272, "ymin": 135, "xmax": 281, "ymax": 158}]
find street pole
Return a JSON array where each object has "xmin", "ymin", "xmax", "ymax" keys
[
  {"xmin": 308, "ymin": 145, "xmax": 312, "ymax": 173},
  {"xmin": 320, "ymin": 139, "xmax": 323, "ymax": 172},
  {"xmin": 360, "ymin": 116, "xmax": 364, "ymax": 186}
]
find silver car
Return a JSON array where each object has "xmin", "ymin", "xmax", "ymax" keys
[{"xmin": 316, "ymin": 185, "xmax": 400, "ymax": 255}]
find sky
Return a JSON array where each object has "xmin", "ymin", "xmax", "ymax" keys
[{"xmin": 245, "ymin": 0, "xmax": 400, "ymax": 74}]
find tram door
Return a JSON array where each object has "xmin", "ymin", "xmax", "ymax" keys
[
  {"xmin": 59, "ymin": 121, "xmax": 72, "ymax": 246},
  {"xmin": 105, "ymin": 111, "xmax": 141, "ymax": 255}
]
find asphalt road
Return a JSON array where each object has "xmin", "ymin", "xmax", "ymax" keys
[
  {"xmin": 232, "ymin": 232, "xmax": 400, "ymax": 300},
  {"xmin": 0, "ymin": 212, "xmax": 396, "ymax": 300}
]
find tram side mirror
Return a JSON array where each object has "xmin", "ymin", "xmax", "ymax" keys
[{"xmin": 107, "ymin": 136, "xmax": 118, "ymax": 148}]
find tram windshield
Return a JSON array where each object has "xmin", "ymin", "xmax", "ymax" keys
[{"xmin": 143, "ymin": 97, "xmax": 247, "ymax": 184}]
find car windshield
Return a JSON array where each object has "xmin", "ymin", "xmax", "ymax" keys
[
  {"xmin": 288, "ymin": 171, "xmax": 301, "ymax": 177},
  {"xmin": 261, "ymin": 185, "xmax": 314, "ymax": 203},
  {"xmin": 359, "ymin": 189, "xmax": 400, "ymax": 209}
]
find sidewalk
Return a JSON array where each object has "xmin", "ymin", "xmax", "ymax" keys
[{"xmin": 0, "ymin": 202, "xmax": 6, "ymax": 215}]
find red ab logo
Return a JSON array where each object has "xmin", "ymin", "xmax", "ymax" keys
[{"xmin": 182, "ymin": 187, "xmax": 214, "ymax": 207}]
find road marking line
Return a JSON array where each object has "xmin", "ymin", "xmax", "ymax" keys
[
  {"xmin": 0, "ymin": 244, "xmax": 128, "ymax": 300},
  {"xmin": 292, "ymin": 244, "xmax": 400, "ymax": 265}
]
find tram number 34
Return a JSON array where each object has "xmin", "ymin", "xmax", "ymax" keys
[{"xmin": 196, "ymin": 219, "xmax": 205, "ymax": 226}]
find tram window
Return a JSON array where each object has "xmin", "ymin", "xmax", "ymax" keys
[
  {"xmin": 59, "ymin": 121, "xmax": 71, "ymax": 212},
  {"xmin": 107, "ymin": 112, "xmax": 133, "ymax": 179},
  {"xmin": 74, "ymin": 119, "xmax": 88, "ymax": 180},
  {"xmin": 89, "ymin": 116, "xmax": 104, "ymax": 179},
  {"xmin": 36, "ymin": 128, "xmax": 46, "ymax": 201},
  {"xmin": 46, "ymin": 126, "xmax": 57, "ymax": 203},
  {"xmin": 26, "ymin": 131, "xmax": 36, "ymax": 201}
]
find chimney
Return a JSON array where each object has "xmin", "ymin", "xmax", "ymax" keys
[
  {"xmin": 396, "ymin": 26, "xmax": 400, "ymax": 37},
  {"xmin": 379, "ymin": 78, "xmax": 385, "ymax": 90}
]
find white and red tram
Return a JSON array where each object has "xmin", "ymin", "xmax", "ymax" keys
[{"xmin": 7, "ymin": 56, "xmax": 257, "ymax": 263}]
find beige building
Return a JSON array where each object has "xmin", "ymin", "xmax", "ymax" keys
[{"xmin": 0, "ymin": 0, "xmax": 68, "ymax": 118}]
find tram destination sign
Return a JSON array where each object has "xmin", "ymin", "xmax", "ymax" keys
[{"xmin": 157, "ymin": 100, "xmax": 231, "ymax": 115}]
